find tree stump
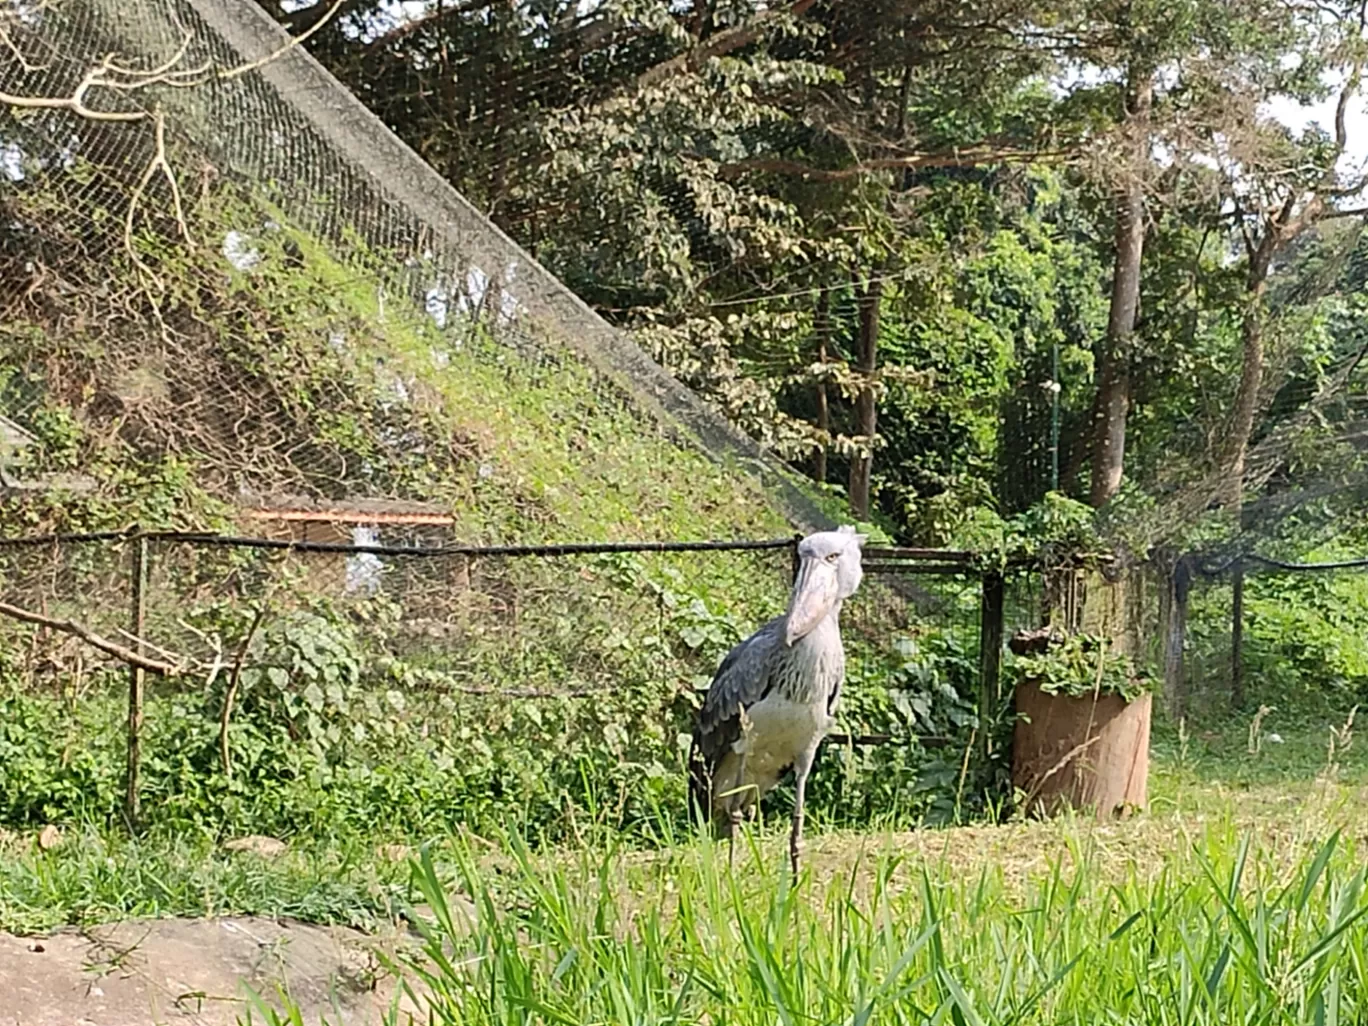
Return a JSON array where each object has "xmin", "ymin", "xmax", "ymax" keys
[{"xmin": 1012, "ymin": 680, "xmax": 1150, "ymax": 819}]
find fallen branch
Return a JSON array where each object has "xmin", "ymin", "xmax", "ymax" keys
[
  {"xmin": 0, "ymin": 600, "xmax": 178, "ymax": 675},
  {"xmin": 115, "ymin": 625, "xmax": 190, "ymax": 668}
]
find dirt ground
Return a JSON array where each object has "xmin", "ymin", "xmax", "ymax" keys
[{"xmin": 0, "ymin": 916, "xmax": 411, "ymax": 1026}]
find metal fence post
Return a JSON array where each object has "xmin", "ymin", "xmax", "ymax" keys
[
  {"xmin": 126, "ymin": 532, "xmax": 149, "ymax": 826},
  {"xmin": 977, "ymin": 569, "xmax": 1005, "ymax": 761}
]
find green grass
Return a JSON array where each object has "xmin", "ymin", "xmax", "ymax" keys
[
  {"xmin": 0, "ymin": 827, "xmax": 410, "ymax": 935},
  {"xmin": 6, "ymin": 701, "xmax": 1368, "ymax": 1024},
  {"xmin": 374, "ymin": 818, "xmax": 1368, "ymax": 1025},
  {"xmin": 1150, "ymin": 694, "xmax": 1368, "ymax": 812}
]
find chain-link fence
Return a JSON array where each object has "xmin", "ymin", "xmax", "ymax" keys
[
  {"xmin": 0, "ymin": 529, "xmax": 1040, "ymax": 834},
  {"xmin": 1137, "ymin": 551, "xmax": 1368, "ymax": 719}
]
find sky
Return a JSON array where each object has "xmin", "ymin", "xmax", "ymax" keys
[{"xmin": 1265, "ymin": 89, "xmax": 1368, "ymax": 172}]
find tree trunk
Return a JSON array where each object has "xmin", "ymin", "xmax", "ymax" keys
[
  {"xmin": 812, "ymin": 289, "xmax": 831, "ymax": 484},
  {"xmin": 1088, "ymin": 68, "xmax": 1152, "ymax": 508},
  {"xmin": 1221, "ymin": 282, "xmax": 1269, "ymax": 509},
  {"xmin": 1221, "ymin": 190, "xmax": 1308, "ymax": 507},
  {"xmin": 848, "ymin": 277, "xmax": 882, "ymax": 519}
]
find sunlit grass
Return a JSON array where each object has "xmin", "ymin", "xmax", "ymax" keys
[
  {"xmin": 8, "ymin": 703, "xmax": 1368, "ymax": 1024},
  {"xmin": 355, "ymin": 804, "xmax": 1368, "ymax": 1025},
  {"xmin": 0, "ymin": 826, "xmax": 408, "ymax": 935}
]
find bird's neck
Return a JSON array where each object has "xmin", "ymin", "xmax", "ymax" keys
[{"xmin": 791, "ymin": 603, "xmax": 843, "ymax": 643}]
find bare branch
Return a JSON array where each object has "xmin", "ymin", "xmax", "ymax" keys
[
  {"xmin": 635, "ymin": 0, "xmax": 819, "ymax": 92},
  {"xmin": 718, "ymin": 147, "xmax": 1066, "ymax": 182},
  {"xmin": 0, "ymin": 600, "xmax": 179, "ymax": 675},
  {"xmin": 1321, "ymin": 203, "xmax": 1368, "ymax": 218},
  {"xmin": 220, "ymin": 0, "xmax": 345, "ymax": 81},
  {"xmin": 124, "ymin": 110, "xmax": 194, "ymax": 269},
  {"xmin": 220, "ymin": 607, "xmax": 267, "ymax": 778},
  {"xmin": 0, "ymin": 20, "xmax": 212, "ymax": 120},
  {"xmin": 0, "ymin": 12, "xmax": 47, "ymax": 73}
]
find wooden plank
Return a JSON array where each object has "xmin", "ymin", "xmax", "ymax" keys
[{"xmin": 241, "ymin": 508, "xmax": 454, "ymax": 526}]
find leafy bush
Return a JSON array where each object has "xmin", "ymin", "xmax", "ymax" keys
[
  {"xmin": 1005, "ymin": 632, "xmax": 1152, "ymax": 703},
  {"xmin": 0, "ymin": 558, "xmax": 988, "ymax": 842}
]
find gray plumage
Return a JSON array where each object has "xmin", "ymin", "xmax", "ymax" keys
[{"xmin": 688, "ymin": 526, "xmax": 866, "ymax": 875}]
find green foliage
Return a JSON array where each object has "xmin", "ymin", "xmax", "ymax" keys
[
  {"xmin": 1006, "ymin": 632, "xmax": 1154, "ymax": 703},
  {"xmin": 0, "ymin": 828, "xmax": 404, "ymax": 936},
  {"xmin": 0, "ymin": 545, "xmax": 986, "ymax": 841},
  {"xmin": 0, "ymin": 164, "xmax": 796, "ymax": 542},
  {"xmin": 946, "ymin": 492, "xmax": 1106, "ymax": 567},
  {"xmin": 1182, "ymin": 557, "xmax": 1368, "ymax": 710},
  {"xmin": 13, "ymin": 0, "xmax": 1368, "ymax": 856},
  {"xmin": 1003, "ymin": 492, "xmax": 1106, "ymax": 562}
]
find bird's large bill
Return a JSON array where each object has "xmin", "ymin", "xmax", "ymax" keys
[{"xmin": 784, "ymin": 559, "xmax": 840, "ymax": 646}]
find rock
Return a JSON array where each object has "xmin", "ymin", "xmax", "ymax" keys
[
  {"xmin": 37, "ymin": 825, "xmax": 61, "ymax": 851},
  {"xmin": 0, "ymin": 916, "xmax": 402, "ymax": 1026},
  {"xmin": 222, "ymin": 835, "xmax": 287, "ymax": 857}
]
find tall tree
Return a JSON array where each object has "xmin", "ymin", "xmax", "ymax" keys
[
  {"xmin": 1090, "ymin": 64, "xmax": 1152, "ymax": 507},
  {"xmin": 848, "ymin": 277, "xmax": 883, "ymax": 518}
]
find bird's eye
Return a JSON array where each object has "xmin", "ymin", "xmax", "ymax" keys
[{"xmin": 825, "ymin": 552, "xmax": 840, "ymax": 563}]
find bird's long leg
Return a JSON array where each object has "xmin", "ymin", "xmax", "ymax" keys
[
  {"xmin": 789, "ymin": 746, "xmax": 817, "ymax": 880},
  {"xmin": 728, "ymin": 752, "xmax": 748, "ymax": 870}
]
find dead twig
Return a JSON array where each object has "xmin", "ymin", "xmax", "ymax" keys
[
  {"xmin": 2, "ymin": 0, "xmax": 341, "ymax": 275},
  {"xmin": 0, "ymin": 599, "xmax": 178, "ymax": 674},
  {"xmin": 174, "ymin": 617, "xmax": 226, "ymax": 688},
  {"xmin": 220, "ymin": 606, "xmax": 267, "ymax": 778},
  {"xmin": 219, "ymin": 0, "xmax": 346, "ymax": 81},
  {"xmin": 0, "ymin": 29, "xmax": 210, "ymax": 120},
  {"xmin": 124, "ymin": 109, "xmax": 194, "ymax": 270},
  {"xmin": 115, "ymin": 625, "xmax": 188, "ymax": 669},
  {"xmin": 1021, "ymin": 734, "xmax": 1103, "ymax": 813}
]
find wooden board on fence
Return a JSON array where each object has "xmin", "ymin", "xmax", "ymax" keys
[{"xmin": 1012, "ymin": 680, "xmax": 1150, "ymax": 819}]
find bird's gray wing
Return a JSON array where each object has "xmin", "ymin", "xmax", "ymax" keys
[{"xmin": 689, "ymin": 616, "xmax": 784, "ymax": 773}]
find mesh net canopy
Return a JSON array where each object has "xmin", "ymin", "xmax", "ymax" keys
[
  {"xmin": 0, "ymin": 2, "xmax": 1029, "ymax": 833},
  {"xmin": 0, "ymin": 0, "xmax": 835, "ymax": 542},
  {"xmin": 10, "ymin": 0, "xmax": 1366, "ymax": 837}
]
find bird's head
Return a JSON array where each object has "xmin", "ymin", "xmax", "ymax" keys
[{"xmin": 784, "ymin": 525, "xmax": 866, "ymax": 647}]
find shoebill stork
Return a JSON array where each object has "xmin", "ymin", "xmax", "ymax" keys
[{"xmin": 688, "ymin": 525, "xmax": 866, "ymax": 875}]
